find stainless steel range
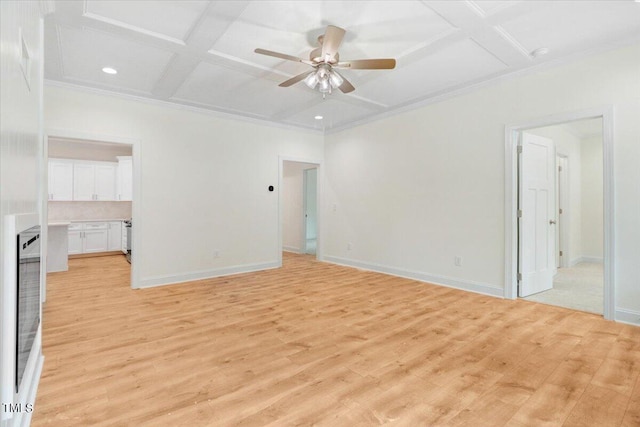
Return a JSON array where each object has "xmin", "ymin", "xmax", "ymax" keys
[{"xmin": 124, "ymin": 220, "xmax": 132, "ymax": 263}]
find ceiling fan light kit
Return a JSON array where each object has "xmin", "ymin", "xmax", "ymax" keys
[
  {"xmin": 255, "ymin": 25, "xmax": 396, "ymax": 97},
  {"xmin": 304, "ymin": 64, "xmax": 344, "ymax": 96}
]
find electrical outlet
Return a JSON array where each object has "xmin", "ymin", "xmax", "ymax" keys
[
  {"xmin": 454, "ymin": 256, "xmax": 462, "ymax": 267},
  {"xmin": 213, "ymin": 250, "xmax": 220, "ymax": 259},
  {"xmin": 333, "ymin": 204, "xmax": 337, "ymax": 212},
  {"xmin": 347, "ymin": 242, "xmax": 352, "ymax": 251}
]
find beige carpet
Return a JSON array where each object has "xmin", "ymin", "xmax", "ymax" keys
[{"xmin": 523, "ymin": 262, "xmax": 603, "ymax": 314}]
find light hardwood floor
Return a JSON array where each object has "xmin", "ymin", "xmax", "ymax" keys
[{"xmin": 34, "ymin": 253, "xmax": 640, "ymax": 426}]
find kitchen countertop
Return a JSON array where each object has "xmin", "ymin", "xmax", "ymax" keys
[
  {"xmin": 48, "ymin": 221, "xmax": 71, "ymax": 226},
  {"xmin": 49, "ymin": 218, "xmax": 130, "ymax": 223}
]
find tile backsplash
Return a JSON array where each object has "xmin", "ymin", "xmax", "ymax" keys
[{"xmin": 48, "ymin": 202, "xmax": 132, "ymax": 221}]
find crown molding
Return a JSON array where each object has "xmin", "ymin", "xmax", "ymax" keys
[
  {"xmin": 324, "ymin": 39, "xmax": 640, "ymax": 135},
  {"xmin": 44, "ymin": 79, "xmax": 324, "ymax": 136}
]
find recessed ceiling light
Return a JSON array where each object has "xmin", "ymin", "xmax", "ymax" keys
[
  {"xmin": 102, "ymin": 67, "xmax": 118, "ymax": 75},
  {"xmin": 314, "ymin": 115, "xmax": 323, "ymax": 120},
  {"xmin": 530, "ymin": 47, "xmax": 550, "ymax": 58}
]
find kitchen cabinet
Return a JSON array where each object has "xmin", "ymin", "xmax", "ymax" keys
[
  {"xmin": 108, "ymin": 222, "xmax": 122, "ymax": 251},
  {"xmin": 68, "ymin": 223, "xmax": 83, "ymax": 255},
  {"xmin": 117, "ymin": 156, "xmax": 133, "ymax": 201},
  {"xmin": 95, "ymin": 164, "xmax": 117, "ymax": 200},
  {"xmin": 68, "ymin": 221, "xmax": 122, "ymax": 255},
  {"xmin": 73, "ymin": 161, "xmax": 117, "ymax": 201},
  {"xmin": 83, "ymin": 223, "xmax": 109, "ymax": 253},
  {"xmin": 49, "ymin": 159, "xmax": 123, "ymax": 201},
  {"xmin": 48, "ymin": 159, "xmax": 74, "ymax": 201},
  {"xmin": 73, "ymin": 163, "xmax": 94, "ymax": 201}
]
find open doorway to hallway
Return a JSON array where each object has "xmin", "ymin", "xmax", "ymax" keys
[
  {"xmin": 518, "ymin": 117, "xmax": 604, "ymax": 314},
  {"xmin": 303, "ymin": 167, "xmax": 318, "ymax": 255},
  {"xmin": 282, "ymin": 160, "xmax": 319, "ymax": 258}
]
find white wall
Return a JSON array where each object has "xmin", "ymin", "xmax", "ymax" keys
[
  {"xmin": 581, "ymin": 135, "xmax": 604, "ymax": 261},
  {"xmin": 44, "ymin": 85, "xmax": 324, "ymax": 287},
  {"xmin": 323, "ymin": 43, "xmax": 640, "ymax": 321},
  {"xmin": 1, "ymin": 1, "xmax": 44, "ymax": 425},
  {"xmin": 282, "ymin": 161, "xmax": 317, "ymax": 252}
]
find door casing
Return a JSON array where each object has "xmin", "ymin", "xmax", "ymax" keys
[{"xmin": 556, "ymin": 155, "xmax": 570, "ymax": 269}]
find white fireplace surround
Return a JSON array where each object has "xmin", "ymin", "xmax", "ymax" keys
[{"xmin": 2, "ymin": 213, "xmax": 44, "ymax": 427}]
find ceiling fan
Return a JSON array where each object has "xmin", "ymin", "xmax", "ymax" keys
[{"xmin": 254, "ymin": 25, "xmax": 396, "ymax": 96}]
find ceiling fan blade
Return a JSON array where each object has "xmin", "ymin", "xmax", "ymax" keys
[
  {"xmin": 321, "ymin": 25, "xmax": 346, "ymax": 62},
  {"xmin": 254, "ymin": 48, "xmax": 313, "ymax": 65},
  {"xmin": 334, "ymin": 71, "xmax": 355, "ymax": 94},
  {"xmin": 278, "ymin": 71, "xmax": 311, "ymax": 87},
  {"xmin": 336, "ymin": 58, "xmax": 396, "ymax": 69}
]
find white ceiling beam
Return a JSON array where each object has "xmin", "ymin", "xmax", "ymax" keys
[{"xmin": 151, "ymin": 1, "xmax": 251, "ymax": 98}]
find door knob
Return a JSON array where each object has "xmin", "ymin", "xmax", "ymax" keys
[{"xmin": 549, "ymin": 220, "xmax": 556, "ymax": 225}]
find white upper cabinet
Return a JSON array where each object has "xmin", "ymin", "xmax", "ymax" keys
[
  {"xmin": 70, "ymin": 160, "xmax": 117, "ymax": 201},
  {"xmin": 73, "ymin": 162, "xmax": 95, "ymax": 201},
  {"xmin": 48, "ymin": 159, "xmax": 74, "ymax": 201},
  {"xmin": 94, "ymin": 163, "xmax": 117, "ymax": 201},
  {"xmin": 50, "ymin": 158, "xmax": 121, "ymax": 201},
  {"xmin": 117, "ymin": 156, "xmax": 133, "ymax": 201}
]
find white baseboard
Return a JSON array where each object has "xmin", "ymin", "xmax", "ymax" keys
[
  {"xmin": 283, "ymin": 246, "xmax": 300, "ymax": 254},
  {"xmin": 323, "ymin": 256, "xmax": 503, "ymax": 298},
  {"xmin": 138, "ymin": 261, "xmax": 280, "ymax": 288},
  {"xmin": 615, "ymin": 308, "xmax": 640, "ymax": 327}
]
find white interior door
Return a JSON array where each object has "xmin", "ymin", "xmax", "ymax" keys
[{"xmin": 518, "ymin": 132, "xmax": 556, "ymax": 297}]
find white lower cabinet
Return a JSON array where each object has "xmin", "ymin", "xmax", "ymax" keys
[
  {"xmin": 68, "ymin": 224, "xmax": 83, "ymax": 255},
  {"xmin": 68, "ymin": 221, "xmax": 123, "ymax": 255},
  {"xmin": 108, "ymin": 222, "xmax": 122, "ymax": 251},
  {"xmin": 83, "ymin": 224, "xmax": 109, "ymax": 253}
]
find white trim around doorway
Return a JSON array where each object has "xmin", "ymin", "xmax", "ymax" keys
[{"xmin": 503, "ymin": 106, "xmax": 615, "ymax": 320}]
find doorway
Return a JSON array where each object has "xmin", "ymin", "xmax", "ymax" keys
[
  {"xmin": 303, "ymin": 168, "xmax": 318, "ymax": 255},
  {"xmin": 280, "ymin": 158, "xmax": 321, "ymax": 263},
  {"xmin": 43, "ymin": 130, "xmax": 139, "ymax": 297},
  {"xmin": 518, "ymin": 118, "xmax": 604, "ymax": 314},
  {"xmin": 505, "ymin": 108, "xmax": 614, "ymax": 319}
]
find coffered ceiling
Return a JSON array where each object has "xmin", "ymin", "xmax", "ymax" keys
[{"xmin": 44, "ymin": 1, "xmax": 640, "ymax": 132}]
